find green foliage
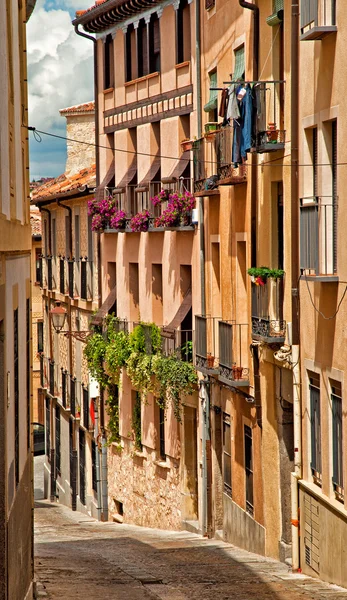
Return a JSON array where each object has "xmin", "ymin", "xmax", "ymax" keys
[
  {"xmin": 84, "ymin": 332, "xmax": 108, "ymax": 386},
  {"xmin": 152, "ymin": 354, "xmax": 198, "ymax": 420},
  {"xmin": 84, "ymin": 318, "xmax": 197, "ymax": 434},
  {"xmin": 132, "ymin": 392, "xmax": 142, "ymax": 451},
  {"xmin": 247, "ymin": 266, "xmax": 285, "ymax": 280},
  {"xmin": 106, "ymin": 384, "xmax": 120, "ymax": 444}
]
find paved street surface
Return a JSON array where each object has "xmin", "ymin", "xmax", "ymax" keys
[{"xmin": 34, "ymin": 459, "xmax": 347, "ymax": 600}]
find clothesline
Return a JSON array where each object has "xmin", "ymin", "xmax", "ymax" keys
[{"xmin": 210, "ymin": 79, "xmax": 286, "ymax": 91}]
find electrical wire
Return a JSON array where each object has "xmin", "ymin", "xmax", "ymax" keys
[
  {"xmin": 26, "ymin": 125, "xmax": 345, "ymax": 169},
  {"xmin": 304, "ymin": 276, "xmax": 347, "ymax": 320}
]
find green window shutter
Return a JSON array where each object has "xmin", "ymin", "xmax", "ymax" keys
[
  {"xmin": 203, "ymin": 71, "xmax": 218, "ymax": 113},
  {"xmin": 233, "ymin": 46, "xmax": 245, "ymax": 80},
  {"xmin": 266, "ymin": 0, "xmax": 284, "ymax": 26}
]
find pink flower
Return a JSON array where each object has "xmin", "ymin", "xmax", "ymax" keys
[
  {"xmin": 130, "ymin": 210, "xmax": 151, "ymax": 232},
  {"xmin": 110, "ymin": 210, "xmax": 127, "ymax": 230}
]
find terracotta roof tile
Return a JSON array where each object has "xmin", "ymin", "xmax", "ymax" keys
[
  {"xmin": 31, "ymin": 164, "xmax": 96, "ymax": 203},
  {"xmin": 59, "ymin": 101, "xmax": 95, "ymax": 115},
  {"xmin": 75, "ymin": 0, "xmax": 110, "ymax": 18},
  {"xmin": 30, "ymin": 208, "xmax": 42, "ymax": 237}
]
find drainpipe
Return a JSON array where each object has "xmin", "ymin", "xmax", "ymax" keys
[
  {"xmin": 290, "ymin": 0, "xmax": 301, "ymax": 572},
  {"xmin": 93, "ymin": 400, "xmax": 102, "ymax": 521},
  {"xmin": 75, "ymin": 24, "xmax": 106, "ymax": 518}
]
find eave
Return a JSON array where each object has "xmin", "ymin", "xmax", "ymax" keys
[{"xmin": 73, "ymin": 0, "xmax": 161, "ymax": 33}]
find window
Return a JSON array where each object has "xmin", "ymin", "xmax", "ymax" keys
[
  {"xmin": 159, "ymin": 405, "xmax": 165, "ymax": 460},
  {"xmin": 133, "ymin": 391, "xmax": 142, "ymax": 451},
  {"xmin": 55, "ymin": 405, "xmax": 61, "ymax": 475},
  {"xmin": 309, "ymin": 373, "xmax": 321, "ymax": 484},
  {"xmin": 176, "ymin": 0, "xmax": 190, "ymax": 64},
  {"xmin": 35, "ymin": 248, "xmax": 42, "ymax": 285},
  {"xmin": 312, "ymin": 127, "xmax": 318, "ymax": 197},
  {"xmin": 83, "ymin": 386, "xmax": 89, "ymax": 430},
  {"xmin": 79, "ymin": 428, "xmax": 86, "ymax": 505},
  {"xmin": 332, "ymin": 381, "xmax": 343, "ymax": 500},
  {"xmin": 62, "ymin": 370, "xmax": 67, "ymax": 408},
  {"xmin": 244, "ymin": 424, "xmax": 253, "ymax": 516},
  {"xmin": 46, "ymin": 397, "xmax": 51, "ymax": 458},
  {"xmin": 75, "ymin": 214, "xmax": 80, "ymax": 261},
  {"xmin": 14, "ymin": 309, "xmax": 19, "ymax": 487},
  {"xmin": 70, "ymin": 377, "xmax": 76, "ymax": 417},
  {"xmin": 332, "ymin": 119, "xmax": 337, "ymax": 273},
  {"xmin": 205, "ymin": 0, "xmax": 215, "ymax": 11},
  {"xmin": 26, "ymin": 299, "xmax": 30, "ymax": 450},
  {"xmin": 125, "ymin": 25, "xmax": 136, "ymax": 82},
  {"xmin": 92, "ymin": 440, "xmax": 98, "ymax": 492},
  {"xmin": 233, "ymin": 45, "xmax": 245, "ymax": 80},
  {"xmin": 149, "ymin": 15, "xmax": 160, "ymax": 73},
  {"xmin": 137, "ymin": 19, "xmax": 148, "ymax": 78},
  {"xmin": 223, "ymin": 413, "xmax": 232, "ymax": 497},
  {"xmin": 104, "ymin": 34, "xmax": 114, "ymax": 90},
  {"xmin": 37, "ymin": 321, "xmax": 44, "ymax": 353},
  {"xmin": 203, "ymin": 71, "xmax": 218, "ymax": 122}
]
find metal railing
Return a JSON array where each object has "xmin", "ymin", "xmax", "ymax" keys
[
  {"xmin": 301, "ymin": 0, "xmax": 336, "ymax": 31},
  {"xmin": 300, "ymin": 196, "xmax": 337, "ymax": 276},
  {"xmin": 194, "ymin": 315, "xmax": 219, "ymax": 371},
  {"xmin": 218, "ymin": 321, "xmax": 249, "ymax": 383},
  {"xmin": 253, "ymin": 81, "xmax": 285, "ymax": 154},
  {"xmin": 161, "ymin": 329, "xmax": 193, "ymax": 362},
  {"xmin": 251, "ymin": 279, "xmax": 286, "ymax": 340},
  {"xmin": 215, "ymin": 126, "xmax": 247, "ymax": 183},
  {"xmin": 68, "ymin": 260, "xmax": 74, "ymax": 298},
  {"xmin": 193, "ymin": 139, "xmax": 206, "ymax": 192},
  {"xmin": 59, "ymin": 258, "xmax": 65, "ymax": 294},
  {"xmin": 49, "ymin": 360, "xmax": 55, "ymax": 396}
]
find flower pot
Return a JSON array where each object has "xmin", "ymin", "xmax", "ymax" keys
[
  {"xmin": 207, "ymin": 355, "xmax": 215, "ymax": 368},
  {"xmin": 266, "ymin": 123, "xmax": 279, "ymax": 142},
  {"xmin": 232, "ymin": 366, "xmax": 243, "ymax": 380},
  {"xmin": 181, "ymin": 140, "xmax": 194, "ymax": 152},
  {"xmin": 204, "ymin": 122, "xmax": 219, "ymax": 133}
]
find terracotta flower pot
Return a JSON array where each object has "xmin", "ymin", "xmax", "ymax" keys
[
  {"xmin": 181, "ymin": 140, "xmax": 194, "ymax": 152},
  {"xmin": 207, "ymin": 355, "xmax": 215, "ymax": 368}
]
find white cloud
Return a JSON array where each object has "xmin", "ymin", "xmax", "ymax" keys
[{"xmin": 27, "ymin": 0, "xmax": 94, "ymax": 178}]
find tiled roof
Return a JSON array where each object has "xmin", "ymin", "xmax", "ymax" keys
[
  {"xmin": 60, "ymin": 101, "xmax": 95, "ymax": 115},
  {"xmin": 30, "ymin": 207, "xmax": 42, "ymax": 237},
  {"xmin": 31, "ymin": 164, "xmax": 96, "ymax": 203},
  {"xmin": 75, "ymin": 0, "xmax": 109, "ymax": 18}
]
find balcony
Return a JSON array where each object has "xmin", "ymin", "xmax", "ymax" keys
[
  {"xmin": 251, "ymin": 279, "xmax": 286, "ymax": 343},
  {"xmin": 215, "ymin": 127, "xmax": 247, "ymax": 185},
  {"xmin": 218, "ymin": 321, "xmax": 249, "ymax": 387},
  {"xmin": 194, "ymin": 316, "xmax": 220, "ymax": 375},
  {"xmin": 68, "ymin": 260, "xmax": 74, "ymax": 298},
  {"xmin": 102, "ymin": 181, "xmax": 195, "ymax": 233},
  {"xmin": 300, "ymin": 196, "xmax": 338, "ymax": 281},
  {"xmin": 254, "ymin": 81, "xmax": 285, "ymax": 154},
  {"xmin": 80, "ymin": 259, "xmax": 93, "ymax": 301},
  {"xmin": 300, "ymin": 0, "xmax": 337, "ymax": 40},
  {"xmin": 161, "ymin": 328, "xmax": 193, "ymax": 362},
  {"xmin": 59, "ymin": 257, "xmax": 65, "ymax": 295}
]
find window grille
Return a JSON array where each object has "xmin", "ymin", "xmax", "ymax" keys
[
  {"xmin": 79, "ymin": 428, "xmax": 86, "ymax": 505},
  {"xmin": 223, "ymin": 413, "xmax": 232, "ymax": 497},
  {"xmin": 332, "ymin": 381, "xmax": 343, "ymax": 498},
  {"xmin": 14, "ymin": 309, "xmax": 19, "ymax": 486},
  {"xmin": 244, "ymin": 424, "xmax": 253, "ymax": 515},
  {"xmin": 309, "ymin": 373, "xmax": 322, "ymax": 483},
  {"xmin": 55, "ymin": 405, "xmax": 61, "ymax": 475}
]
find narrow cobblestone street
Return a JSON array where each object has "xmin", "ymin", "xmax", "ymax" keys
[{"xmin": 35, "ymin": 463, "xmax": 347, "ymax": 600}]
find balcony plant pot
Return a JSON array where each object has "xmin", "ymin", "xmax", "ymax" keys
[
  {"xmin": 181, "ymin": 139, "xmax": 194, "ymax": 152},
  {"xmin": 207, "ymin": 354, "xmax": 215, "ymax": 368},
  {"xmin": 204, "ymin": 122, "xmax": 219, "ymax": 133},
  {"xmin": 269, "ymin": 320, "xmax": 283, "ymax": 337},
  {"xmin": 232, "ymin": 366, "xmax": 243, "ymax": 380},
  {"xmin": 266, "ymin": 122, "xmax": 279, "ymax": 142}
]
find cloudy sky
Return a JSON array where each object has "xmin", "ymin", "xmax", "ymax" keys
[{"xmin": 27, "ymin": 0, "xmax": 94, "ymax": 180}]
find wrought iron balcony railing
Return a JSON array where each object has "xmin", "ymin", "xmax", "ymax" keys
[
  {"xmin": 251, "ymin": 278, "xmax": 286, "ymax": 343},
  {"xmin": 161, "ymin": 329, "xmax": 193, "ymax": 362},
  {"xmin": 194, "ymin": 315, "xmax": 220, "ymax": 374},
  {"xmin": 254, "ymin": 81, "xmax": 285, "ymax": 154},
  {"xmin": 300, "ymin": 196, "xmax": 337, "ymax": 278},
  {"xmin": 300, "ymin": 0, "xmax": 337, "ymax": 40},
  {"xmin": 215, "ymin": 126, "xmax": 247, "ymax": 185},
  {"xmin": 218, "ymin": 321, "xmax": 249, "ymax": 387}
]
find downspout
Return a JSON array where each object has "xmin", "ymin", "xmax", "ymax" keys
[
  {"xmin": 74, "ymin": 24, "xmax": 107, "ymax": 519},
  {"xmin": 290, "ymin": 0, "xmax": 301, "ymax": 572},
  {"xmin": 238, "ymin": 0, "xmax": 262, "ymax": 426}
]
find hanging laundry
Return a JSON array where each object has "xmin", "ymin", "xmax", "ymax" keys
[
  {"xmin": 226, "ymin": 84, "xmax": 240, "ymax": 121},
  {"xmin": 232, "ymin": 84, "xmax": 254, "ymax": 165},
  {"xmin": 219, "ymin": 88, "xmax": 229, "ymax": 119}
]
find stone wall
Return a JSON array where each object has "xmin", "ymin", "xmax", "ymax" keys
[
  {"xmin": 65, "ymin": 114, "xmax": 95, "ymax": 175},
  {"xmin": 108, "ymin": 438, "xmax": 182, "ymax": 530}
]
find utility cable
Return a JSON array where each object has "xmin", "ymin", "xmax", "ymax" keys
[
  {"xmin": 304, "ymin": 276, "xmax": 347, "ymax": 320},
  {"xmin": 26, "ymin": 125, "xmax": 344, "ymax": 169}
]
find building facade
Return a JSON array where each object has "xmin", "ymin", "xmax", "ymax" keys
[
  {"xmin": 30, "ymin": 206, "xmax": 43, "ymax": 424},
  {"xmin": 32, "ymin": 103, "xmax": 101, "ymax": 518},
  {"xmin": 298, "ymin": 0, "xmax": 347, "ymax": 588},
  {"xmin": 0, "ymin": 1, "xmax": 36, "ymax": 599}
]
